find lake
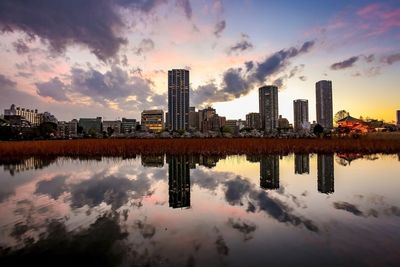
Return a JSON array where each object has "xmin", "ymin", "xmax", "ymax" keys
[{"xmin": 0, "ymin": 153, "xmax": 399, "ymax": 266}]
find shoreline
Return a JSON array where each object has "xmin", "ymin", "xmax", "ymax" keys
[{"xmin": 0, "ymin": 137, "xmax": 400, "ymax": 158}]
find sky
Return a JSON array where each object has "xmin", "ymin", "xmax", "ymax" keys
[{"xmin": 0, "ymin": 0, "xmax": 399, "ymax": 123}]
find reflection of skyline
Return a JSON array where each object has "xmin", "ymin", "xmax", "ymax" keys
[
  {"xmin": 317, "ymin": 154, "xmax": 335, "ymax": 194},
  {"xmin": 1, "ymin": 157, "xmax": 56, "ymax": 176},
  {"xmin": 141, "ymin": 154, "xmax": 164, "ymax": 167},
  {"xmin": 294, "ymin": 154, "xmax": 310, "ymax": 174},
  {"xmin": 260, "ymin": 155, "xmax": 280, "ymax": 190},
  {"xmin": 167, "ymin": 155, "xmax": 190, "ymax": 209}
]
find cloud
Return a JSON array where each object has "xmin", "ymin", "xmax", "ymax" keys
[
  {"xmin": 134, "ymin": 38, "xmax": 155, "ymax": 55},
  {"xmin": 192, "ymin": 40, "xmax": 315, "ymax": 106},
  {"xmin": 227, "ymin": 33, "xmax": 253, "ymax": 54},
  {"xmin": 330, "ymin": 56, "xmax": 359, "ymax": 70},
  {"xmin": 175, "ymin": 0, "xmax": 192, "ymax": 19},
  {"xmin": 214, "ymin": 20, "xmax": 226, "ymax": 37},
  {"xmin": 0, "ymin": 74, "xmax": 17, "ymax": 89},
  {"xmin": 12, "ymin": 39, "xmax": 30, "ymax": 54},
  {"xmin": 382, "ymin": 53, "xmax": 400, "ymax": 65},
  {"xmin": 36, "ymin": 77, "xmax": 70, "ymax": 101}
]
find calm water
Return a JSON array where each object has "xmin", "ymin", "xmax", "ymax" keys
[{"xmin": 0, "ymin": 154, "xmax": 400, "ymax": 266}]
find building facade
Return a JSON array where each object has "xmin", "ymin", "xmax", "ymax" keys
[
  {"xmin": 102, "ymin": 120, "xmax": 122, "ymax": 135},
  {"xmin": 4, "ymin": 104, "xmax": 41, "ymax": 126},
  {"xmin": 121, "ymin": 118, "xmax": 137, "ymax": 133},
  {"xmin": 168, "ymin": 69, "xmax": 189, "ymax": 131},
  {"xmin": 78, "ymin": 117, "xmax": 102, "ymax": 135},
  {"xmin": 316, "ymin": 80, "xmax": 333, "ymax": 129},
  {"xmin": 259, "ymin": 85, "xmax": 279, "ymax": 133},
  {"xmin": 293, "ymin": 99, "xmax": 309, "ymax": 132},
  {"xmin": 188, "ymin": 107, "xmax": 199, "ymax": 131},
  {"xmin": 141, "ymin": 110, "xmax": 164, "ymax": 133},
  {"xmin": 246, "ymin": 112, "xmax": 261, "ymax": 130}
]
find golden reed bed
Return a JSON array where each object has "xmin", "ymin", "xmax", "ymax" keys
[{"xmin": 0, "ymin": 136, "xmax": 399, "ymax": 158}]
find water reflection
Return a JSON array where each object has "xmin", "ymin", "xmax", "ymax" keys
[
  {"xmin": 1, "ymin": 153, "xmax": 400, "ymax": 266},
  {"xmin": 317, "ymin": 154, "xmax": 335, "ymax": 194}
]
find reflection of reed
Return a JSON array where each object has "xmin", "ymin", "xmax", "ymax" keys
[{"xmin": 0, "ymin": 138, "xmax": 399, "ymax": 158}]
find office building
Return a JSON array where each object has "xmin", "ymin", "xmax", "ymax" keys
[
  {"xmin": 317, "ymin": 154, "xmax": 334, "ymax": 194},
  {"xmin": 293, "ymin": 99, "xmax": 309, "ymax": 132},
  {"xmin": 168, "ymin": 69, "xmax": 189, "ymax": 131},
  {"xmin": 168, "ymin": 155, "xmax": 190, "ymax": 209},
  {"xmin": 259, "ymin": 85, "xmax": 279, "ymax": 132},
  {"xmin": 78, "ymin": 117, "xmax": 102, "ymax": 135},
  {"xmin": 121, "ymin": 118, "xmax": 137, "ymax": 133},
  {"xmin": 316, "ymin": 80, "xmax": 333, "ymax": 129},
  {"xmin": 57, "ymin": 119, "xmax": 78, "ymax": 138},
  {"xmin": 103, "ymin": 120, "xmax": 122, "ymax": 135},
  {"xmin": 294, "ymin": 153, "xmax": 310, "ymax": 174},
  {"xmin": 277, "ymin": 115, "xmax": 290, "ymax": 131},
  {"xmin": 246, "ymin": 112, "xmax": 261, "ymax": 130},
  {"xmin": 260, "ymin": 155, "xmax": 280, "ymax": 190},
  {"xmin": 141, "ymin": 110, "xmax": 164, "ymax": 133}
]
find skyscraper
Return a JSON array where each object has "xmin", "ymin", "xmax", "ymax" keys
[
  {"xmin": 260, "ymin": 155, "xmax": 280, "ymax": 190},
  {"xmin": 259, "ymin": 85, "xmax": 279, "ymax": 132},
  {"xmin": 397, "ymin": 110, "xmax": 400, "ymax": 128},
  {"xmin": 293, "ymin": 99, "xmax": 309, "ymax": 132},
  {"xmin": 316, "ymin": 80, "xmax": 333, "ymax": 129},
  {"xmin": 317, "ymin": 153, "xmax": 334, "ymax": 194},
  {"xmin": 168, "ymin": 69, "xmax": 189, "ymax": 131}
]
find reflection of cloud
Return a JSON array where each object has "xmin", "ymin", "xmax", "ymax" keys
[
  {"xmin": 35, "ymin": 175, "xmax": 69, "ymax": 199},
  {"xmin": 215, "ymin": 235, "xmax": 229, "ymax": 256},
  {"xmin": 134, "ymin": 220, "xmax": 156, "ymax": 239},
  {"xmin": 227, "ymin": 218, "xmax": 257, "ymax": 241},
  {"xmin": 333, "ymin": 201, "xmax": 363, "ymax": 216}
]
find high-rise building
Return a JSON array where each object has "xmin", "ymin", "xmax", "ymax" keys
[
  {"xmin": 317, "ymin": 154, "xmax": 334, "ymax": 194},
  {"xmin": 294, "ymin": 153, "xmax": 310, "ymax": 174},
  {"xmin": 141, "ymin": 110, "xmax": 164, "ymax": 133},
  {"xmin": 397, "ymin": 110, "xmax": 400, "ymax": 127},
  {"xmin": 293, "ymin": 99, "xmax": 309, "ymax": 132},
  {"xmin": 246, "ymin": 112, "xmax": 261, "ymax": 130},
  {"xmin": 316, "ymin": 80, "xmax": 333, "ymax": 129},
  {"xmin": 259, "ymin": 85, "xmax": 279, "ymax": 132},
  {"xmin": 168, "ymin": 155, "xmax": 190, "ymax": 209},
  {"xmin": 168, "ymin": 69, "xmax": 189, "ymax": 131},
  {"xmin": 260, "ymin": 155, "xmax": 280, "ymax": 190}
]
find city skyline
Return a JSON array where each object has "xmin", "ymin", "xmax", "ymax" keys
[{"xmin": 0, "ymin": 1, "xmax": 399, "ymax": 123}]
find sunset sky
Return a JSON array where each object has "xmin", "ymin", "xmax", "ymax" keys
[{"xmin": 0, "ymin": 0, "xmax": 399, "ymax": 123}]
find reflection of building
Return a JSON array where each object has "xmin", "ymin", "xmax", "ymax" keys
[
  {"xmin": 317, "ymin": 154, "xmax": 334, "ymax": 194},
  {"xmin": 141, "ymin": 110, "xmax": 164, "ymax": 133},
  {"xmin": 246, "ymin": 112, "xmax": 261, "ymax": 130},
  {"xmin": 316, "ymin": 80, "xmax": 333, "ymax": 129},
  {"xmin": 141, "ymin": 155, "xmax": 164, "ymax": 167},
  {"xmin": 293, "ymin": 99, "xmax": 309, "ymax": 132},
  {"xmin": 260, "ymin": 155, "xmax": 279, "ymax": 190},
  {"xmin": 168, "ymin": 155, "xmax": 191, "ymax": 208},
  {"xmin": 2, "ymin": 157, "xmax": 56, "ymax": 176},
  {"xmin": 168, "ymin": 69, "xmax": 189, "ymax": 131},
  {"xmin": 294, "ymin": 154, "xmax": 310, "ymax": 174},
  {"xmin": 79, "ymin": 117, "xmax": 102, "ymax": 134},
  {"xmin": 259, "ymin": 85, "xmax": 279, "ymax": 133}
]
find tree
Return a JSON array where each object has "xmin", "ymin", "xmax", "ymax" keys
[
  {"xmin": 334, "ymin": 110, "xmax": 350, "ymax": 123},
  {"xmin": 39, "ymin": 122, "xmax": 57, "ymax": 139},
  {"xmin": 313, "ymin": 123, "xmax": 324, "ymax": 137},
  {"xmin": 106, "ymin": 127, "xmax": 114, "ymax": 137}
]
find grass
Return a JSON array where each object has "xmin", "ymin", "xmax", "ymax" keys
[{"xmin": 0, "ymin": 135, "xmax": 400, "ymax": 159}]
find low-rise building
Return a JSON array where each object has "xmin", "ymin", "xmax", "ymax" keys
[
  {"xmin": 79, "ymin": 117, "xmax": 102, "ymax": 135},
  {"xmin": 121, "ymin": 118, "xmax": 137, "ymax": 133},
  {"xmin": 103, "ymin": 120, "xmax": 122, "ymax": 135},
  {"xmin": 246, "ymin": 112, "xmax": 261, "ymax": 130}
]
